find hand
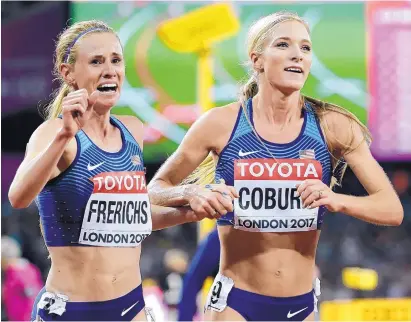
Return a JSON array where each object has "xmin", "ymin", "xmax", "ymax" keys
[
  {"xmin": 60, "ymin": 89, "xmax": 100, "ymax": 137},
  {"xmin": 184, "ymin": 208, "xmax": 216, "ymax": 223},
  {"xmin": 189, "ymin": 180, "xmax": 239, "ymax": 220},
  {"xmin": 296, "ymin": 179, "xmax": 343, "ymax": 212}
]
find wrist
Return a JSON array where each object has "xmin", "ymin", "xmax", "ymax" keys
[
  {"xmin": 56, "ymin": 128, "xmax": 75, "ymax": 142},
  {"xmin": 183, "ymin": 184, "xmax": 200, "ymax": 204},
  {"xmin": 335, "ymin": 193, "xmax": 347, "ymax": 213},
  {"xmin": 181, "ymin": 207, "xmax": 196, "ymax": 223}
]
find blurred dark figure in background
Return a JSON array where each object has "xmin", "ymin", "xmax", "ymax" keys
[
  {"xmin": 160, "ymin": 248, "xmax": 189, "ymax": 320},
  {"xmin": 178, "ymin": 228, "xmax": 220, "ymax": 321}
]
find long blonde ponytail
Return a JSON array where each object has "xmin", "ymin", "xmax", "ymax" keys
[
  {"xmin": 182, "ymin": 154, "xmax": 216, "ymax": 185},
  {"xmin": 45, "ymin": 84, "xmax": 71, "ymax": 119},
  {"xmin": 303, "ymin": 95, "xmax": 372, "ymax": 187},
  {"xmin": 240, "ymin": 74, "xmax": 259, "ymax": 109}
]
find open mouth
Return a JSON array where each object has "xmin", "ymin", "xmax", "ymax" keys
[
  {"xmin": 284, "ymin": 67, "xmax": 303, "ymax": 74},
  {"xmin": 97, "ymin": 84, "xmax": 118, "ymax": 93}
]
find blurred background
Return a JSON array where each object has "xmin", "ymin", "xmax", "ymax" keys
[{"xmin": 1, "ymin": 1, "xmax": 411, "ymax": 321}]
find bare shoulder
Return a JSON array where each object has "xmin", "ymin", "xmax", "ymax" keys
[
  {"xmin": 203, "ymin": 101, "xmax": 241, "ymax": 121},
  {"xmin": 190, "ymin": 101, "xmax": 241, "ymax": 153},
  {"xmin": 113, "ymin": 114, "xmax": 144, "ymax": 147},
  {"xmin": 195, "ymin": 101, "xmax": 241, "ymax": 132},
  {"xmin": 24, "ymin": 118, "xmax": 78, "ymax": 165}
]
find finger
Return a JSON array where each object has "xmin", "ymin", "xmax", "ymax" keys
[
  {"xmin": 206, "ymin": 196, "xmax": 228, "ymax": 216},
  {"xmin": 296, "ymin": 182, "xmax": 306, "ymax": 197},
  {"xmin": 63, "ymin": 96, "xmax": 88, "ymax": 109},
  {"xmin": 192, "ymin": 203, "xmax": 215, "ymax": 219},
  {"xmin": 200, "ymin": 199, "xmax": 221, "ymax": 218},
  {"xmin": 210, "ymin": 186, "xmax": 235, "ymax": 200},
  {"xmin": 308, "ymin": 197, "xmax": 329, "ymax": 209},
  {"xmin": 205, "ymin": 214, "xmax": 215, "ymax": 220},
  {"xmin": 215, "ymin": 193, "xmax": 234, "ymax": 213},
  {"xmin": 299, "ymin": 184, "xmax": 316, "ymax": 200},
  {"xmin": 297, "ymin": 181, "xmax": 325, "ymax": 198},
  {"xmin": 210, "ymin": 184, "xmax": 239, "ymax": 199},
  {"xmin": 229, "ymin": 186, "xmax": 240, "ymax": 198},
  {"xmin": 303, "ymin": 190, "xmax": 324, "ymax": 208},
  {"xmin": 296, "ymin": 179, "xmax": 322, "ymax": 196},
  {"xmin": 65, "ymin": 89, "xmax": 88, "ymax": 102},
  {"xmin": 63, "ymin": 104, "xmax": 86, "ymax": 116},
  {"xmin": 88, "ymin": 90, "xmax": 100, "ymax": 110}
]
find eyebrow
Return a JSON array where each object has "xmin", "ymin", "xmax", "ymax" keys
[
  {"xmin": 90, "ymin": 52, "xmax": 123, "ymax": 58},
  {"xmin": 274, "ymin": 37, "xmax": 312, "ymax": 44}
]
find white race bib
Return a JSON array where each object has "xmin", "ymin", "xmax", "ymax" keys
[
  {"xmin": 79, "ymin": 171, "xmax": 152, "ymax": 247},
  {"xmin": 233, "ymin": 159, "xmax": 322, "ymax": 232},
  {"xmin": 205, "ymin": 273, "xmax": 235, "ymax": 313}
]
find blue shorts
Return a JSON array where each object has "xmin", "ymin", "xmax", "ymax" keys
[
  {"xmin": 205, "ymin": 273, "xmax": 316, "ymax": 321},
  {"xmin": 32, "ymin": 284, "xmax": 145, "ymax": 321}
]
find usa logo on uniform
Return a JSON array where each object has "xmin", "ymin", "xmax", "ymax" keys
[{"xmin": 299, "ymin": 149, "xmax": 315, "ymax": 160}]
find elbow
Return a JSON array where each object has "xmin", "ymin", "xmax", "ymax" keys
[
  {"xmin": 147, "ymin": 177, "xmax": 167, "ymax": 191},
  {"xmin": 392, "ymin": 205, "xmax": 404, "ymax": 226},
  {"xmin": 9, "ymin": 197, "xmax": 30, "ymax": 209},
  {"xmin": 8, "ymin": 189, "xmax": 31, "ymax": 209},
  {"xmin": 386, "ymin": 201, "xmax": 404, "ymax": 226}
]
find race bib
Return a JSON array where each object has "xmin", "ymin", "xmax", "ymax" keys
[
  {"xmin": 234, "ymin": 159, "xmax": 322, "ymax": 232},
  {"xmin": 79, "ymin": 171, "xmax": 152, "ymax": 247},
  {"xmin": 205, "ymin": 273, "xmax": 235, "ymax": 313}
]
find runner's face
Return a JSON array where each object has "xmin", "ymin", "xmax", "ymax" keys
[
  {"xmin": 255, "ymin": 20, "xmax": 312, "ymax": 94},
  {"xmin": 71, "ymin": 32, "xmax": 125, "ymax": 110}
]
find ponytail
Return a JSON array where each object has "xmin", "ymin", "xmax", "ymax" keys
[
  {"xmin": 182, "ymin": 153, "xmax": 216, "ymax": 185},
  {"xmin": 303, "ymin": 95, "xmax": 372, "ymax": 187},
  {"xmin": 240, "ymin": 74, "xmax": 259, "ymax": 108},
  {"xmin": 45, "ymin": 83, "xmax": 71, "ymax": 119}
]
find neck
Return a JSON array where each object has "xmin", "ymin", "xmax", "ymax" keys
[
  {"xmin": 253, "ymin": 85, "xmax": 302, "ymax": 126},
  {"xmin": 84, "ymin": 111, "xmax": 113, "ymax": 139}
]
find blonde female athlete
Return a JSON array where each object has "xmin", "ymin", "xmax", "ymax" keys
[
  {"xmin": 148, "ymin": 12, "xmax": 403, "ymax": 321},
  {"xmin": 8, "ymin": 20, "xmax": 210, "ymax": 321}
]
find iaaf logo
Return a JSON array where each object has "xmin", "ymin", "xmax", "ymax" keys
[
  {"xmin": 235, "ymin": 159, "xmax": 322, "ymax": 180},
  {"xmin": 90, "ymin": 171, "xmax": 147, "ymax": 193}
]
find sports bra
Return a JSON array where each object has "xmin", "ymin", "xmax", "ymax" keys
[
  {"xmin": 35, "ymin": 116, "xmax": 152, "ymax": 247},
  {"xmin": 215, "ymin": 98, "xmax": 332, "ymax": 232}
]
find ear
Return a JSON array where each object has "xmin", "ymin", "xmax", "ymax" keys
[
  {"xmin": 59, "ymin": 63, "xmax": 75, "ymax": 87},
  {"xmin": 250, "ymin": 52, "xmax": 264, "ymax": 73}
]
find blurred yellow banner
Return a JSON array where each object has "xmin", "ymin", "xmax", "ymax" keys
[
  {"xmin": 342, "ymin": 267, "xmax": 379, "ymax": 291},
  {"xmin": 157, "ymin": 3, "xmax": 240, "ymax": 53},
  {"xmin": 321, "ymin": 298, "xmax": 411, "ymax": 321}
]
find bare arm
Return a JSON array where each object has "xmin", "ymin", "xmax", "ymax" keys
[
  {"xmin": 151, "ymin": 205, "xmax": 202, "ymax": 231},
  {"xmin": 9, "ymin": 89, "xmax": 100, "ymax": 208},
  {"xmin": 148, "ymin": 106, "xmax": 229, "ymax": 204},
  {"xmin": 300, "ymin": 111, "xmax": 403, "ymax": 226},
  {"xmin": 8, "ymin": 120, "xmax": 73, "ymax": 208},
  {"xmin": 148, "ymin": 105, "xmax": 239, "ymax": 216},
  {"xmin": 337, "ymin": 126, "xmax": 403, "ymax": 225},
  {"xmin": 117, "ymin": 115, "xmax": 216, "ymax": 227}
]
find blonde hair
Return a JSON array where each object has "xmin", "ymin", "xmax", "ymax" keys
[
  {"xmin": 240, "ymin": 11, "xmax": 310, "ymax": 107},
  {"xmin": 45, "ymin": 20, "xmax": 116, "ymax": 119},
  {"xmin": 185, "ymin": 11, "xmax": 371, "ymax": 187}
]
